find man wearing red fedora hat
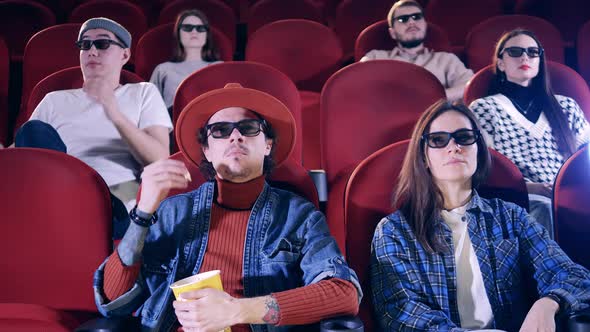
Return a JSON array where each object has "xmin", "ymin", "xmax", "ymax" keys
[{"xmin": 94, "ymin": 84, "xmax": 362, "ymax": 331}]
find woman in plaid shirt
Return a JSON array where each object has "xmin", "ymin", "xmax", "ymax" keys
[{"xmin": 370, "ymin": 100, "xmax": 590, "ymax": 331}]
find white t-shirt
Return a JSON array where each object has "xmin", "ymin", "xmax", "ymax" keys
[{"xmin": 30, "ymin": 82, "xmax": 173, "ymax": 186}]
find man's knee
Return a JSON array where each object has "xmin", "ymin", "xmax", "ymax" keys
[{"xmin": 15, "ymin": 120, "xmax": 67, "ymax": 153}]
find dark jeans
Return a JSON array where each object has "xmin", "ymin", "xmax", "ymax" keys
[{"xmin": 15, "ymin": 120, "xmax": 130, "ymax": 239}]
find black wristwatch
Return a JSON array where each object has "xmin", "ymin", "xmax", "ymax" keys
[{"xmin": 129, "ymin": 205, "xmax": 157, "ymax": 227}]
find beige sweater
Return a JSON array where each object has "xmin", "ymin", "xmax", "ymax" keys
[{"xmin": 361, "ymin": 47, "xmax": 473, "ymax": 100}]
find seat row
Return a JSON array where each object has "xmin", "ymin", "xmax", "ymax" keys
[
  {"xmin": 2, "ymin": 0, "xmax": 589, "ymax": 62},
  {"xmin": 4, "ymin": 13, "xmax": 590, "ymax": 144},
  {"xmin": 18, "ymin": 60, "xmax": 587, "ymax": 249},
  {"xmin": 1, "ymin": 139, "xmax": 588, "ymax": 331}
]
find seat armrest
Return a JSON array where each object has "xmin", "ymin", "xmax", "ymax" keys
[
  {"xmin": 76, "ymin": 314, "xmax": 362, "ymax": 332},
  {"xmin": 569, "ymin": 308, "xmax": 590, "ymax": 332},
  {"xmin": 75, "ymin": 316, "xmax": 140, "ymax": 332},
  {"xmin": 320, "ymin": 315, "xmax": 363, "ymax": 332},
  {"xmin": 308, "ymin": 169, "xmax": 328, "ymax": 203}
]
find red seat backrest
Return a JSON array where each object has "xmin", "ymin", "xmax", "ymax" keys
[
  {"xmin": 245, "ymin": 19, "xmax": 342, "ymax": 92},
  {"xmin": 247, "ymin": 0, "xmax": 324, "ymax": 35},
  {"xmin": 321, "ymin": 60, "xmax": 446, "ymax": 251},
  {"xmin": 135, "ymin": 23, "xmax": 233, "ymax": 81},
  {"xmin": 18, "ymin": 66, "xmax": 143, "ymax": 132},
  {"xmin": 465, "ymin": 15, "xmax": 564, "ymax": 72},
  {"xmin": 553, "ymin": 145, "xmax": 590, "ymax": 269},
  {"xmin": 157, "ymin": 0, "xmax": 237, "ymax": 46},
  {"xmin": 515, "ymin": 0, "xmax": 590, "ymax": 44},
  {"xmin": 426, "ymin": 0, "xmax": 504, "ymax": 49},
  {"xmin": 332, "ymin": 0, "xmax": 394, "ymax": 58},
  {"xmin": 577, "ymin": 20, "xmax": 590, "ymax": 87},
  {"xmin": 354, "ymin": 20, "xmax": 452, "ymax": 62},
  {"xmin": 21, "ymin": 23, "xmax": 82, "ymax": 118},
  {"xmin": 0, "ymin": 148, "xmax": 112, "ymax": 311},
  {"xmin": 482, "ymin": 149, "xmax": 530, "ymax": 210},
  {"xmin": 345, "ymin": 141, "xmax": 529, "ymax": 331},
  {"xmin": 464, "ymin": 61, "xmax": 590, "ymax": 121},
  {"xmin": 0, "ymin": 37, "xmax": 8, "ymax": 146},
  {"xmin": 0, "ymin": 0, "xmax": 56, "ymax": 61},
  {"xmin": 172, "ymin": 61, "xmax": 303, "ymax": 163}
]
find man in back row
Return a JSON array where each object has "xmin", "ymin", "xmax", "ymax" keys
[
  {"xmin": 94, "ymin": 83, "xmax": 361, "ymax": 331},
  {"xmin": 361, "ymin": 0, "xmax": 473, "ymax": 101},
  {"xmin": 16, "ymin": 17, "xmax": 172, "ymax": 211}
]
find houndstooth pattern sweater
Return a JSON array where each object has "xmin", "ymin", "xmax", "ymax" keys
[{"xmin": 469, "ymin": 94, "xmax": 590, "ymax": 183}]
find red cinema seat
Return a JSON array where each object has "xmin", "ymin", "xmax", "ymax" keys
[
  {"xmin": 0, "ymin": 37, "xmax": 8, "ymax": 146},
  {"xmin": 515, "ymin": 0, "xmax": 590, "ymax": 46},
  {"xmin": 321, "ymin": 60, "xmax": 445, "ymax": 251},
  {"xmin": 0, "ymin": 0, "xmax": 56, "ymax": 61},
  {"xmin": 553, "ymin": 145, "xmax": 590, "ymax": 269},
  {"xmin": 426, "ymin": 0, "xmax": 504, "ymax": 54},
  {"xmin": 0, "ymin": 148, "xmax": 112, "ymax": 330},
  {"xmin": 577, "ymin": 20, "xmax": 590, "ymax": 87},
  {"xmin": 20, "ymin": 23, "xmax": 82, "ymax": 121},
  {"xmin": 332, "ymin": 0, "xmax": 395, "ymax": 60},
  {"xmin": 465, "ymin": 15, "xmax": 564, "ymax": 72},
  {"xmin": 245, "ymin": 19, "xmax": 342, "ymax": 168},
  {"xmin": 246, "ymin": 19, "xmax": 342, "ymax": 92},
  {"xmin": 247, "ymin": 0, "xmax": 324, "ymax": 35}
]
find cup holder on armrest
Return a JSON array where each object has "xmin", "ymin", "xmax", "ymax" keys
[
  {"xmin": 320, "ymin": 315, "xmax": 364, "ymax": 332},
  {"xmin": 569, "ymin": 309, "xmax": 590, "ymax": 332}
]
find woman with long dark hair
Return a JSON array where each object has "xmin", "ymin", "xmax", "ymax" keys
[
  {"xmin": 469, "ymin": 29, "xmax": 589, "ymax": 239},
  {"xmin": 150, "ymin": 9, "xmax": 222, "ymax": 110},
  {"xmin": 371, "ymin": 100, "xmax": 590, "ymax": 331}
]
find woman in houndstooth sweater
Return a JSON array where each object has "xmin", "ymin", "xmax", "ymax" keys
[{"xmin": 469, "ymin": 29, "xmax": 589, "ymax": 239}]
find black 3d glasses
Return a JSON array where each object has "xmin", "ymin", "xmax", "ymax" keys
[
  {"xmin": 206, "ymin": 119, "xmax": 266, "ymax": 139},
  {"xmin": 422, "ymin": 129, "xmax": 480, "ymax": 148},
  {"xmin": 394, "ymin": 13, "xmax": 424, "ymax": 24},
  {"xmin": 179, "ymin": 24, "xmax": 209, "ymax": 33},
  {"xmin": 75, "ymin": 39, "xmax": 125, "ymax": 50},
  {"xmin": 500, "ymin": 46, "xmax": 543, "ymax": 58}
]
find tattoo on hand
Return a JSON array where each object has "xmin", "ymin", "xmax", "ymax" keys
[{"xmin": 262, "ymin": 296, "xmax": 280, "ymax": 325}]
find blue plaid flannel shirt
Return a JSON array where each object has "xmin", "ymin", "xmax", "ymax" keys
[{"xmin": 371, "ymin": 192, "xmax": 590, "ymax": 331}]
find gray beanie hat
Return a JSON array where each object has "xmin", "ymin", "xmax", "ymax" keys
[{"xmin": 78, "ymin": 17, "xmax": 131, "ymax": 48}]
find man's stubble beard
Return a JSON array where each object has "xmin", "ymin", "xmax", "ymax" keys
[{"xmin": 398, "ymin": 38, "xmax": 425, "ymax": 49}]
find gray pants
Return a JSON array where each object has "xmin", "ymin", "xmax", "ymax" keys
[
  {"xmin": 110, "ymin": 180, "xmax": 140, "ymax": 212},
  {"xmin": 528, "ymin": 193, "xmax": 554, "ymax": 239}
]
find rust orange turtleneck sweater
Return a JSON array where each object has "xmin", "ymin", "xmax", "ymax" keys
[{"xmin": 103, "ymin": 176, "xmax": 358, "ymax": 331}]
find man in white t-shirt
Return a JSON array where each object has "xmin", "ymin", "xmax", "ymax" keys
[
  {"xmin": 17, "ymin": 18, "xmax": 172, "ymax": 213},
  {"xmin": 360, "ymin": 0, "xmax": 473, "ymax": 101}
]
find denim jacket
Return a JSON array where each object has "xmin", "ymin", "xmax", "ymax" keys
[{"xmin": 94, "ymin": 181, "xmax": 362, "ymax": 332}]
